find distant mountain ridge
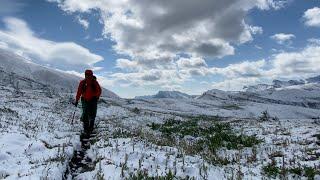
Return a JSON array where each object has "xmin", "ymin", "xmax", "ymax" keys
[
  {"xmin": 135, "ymin": 90, "xmax": 192, "ymax": 99},
  {"xmin": 243, "ymin": 78, "xmax": 313, "ymax": 92},
  {"xmin": 272, "ymin": 79, "xmax": 305, "ymax": 88},
  {"xmin": 0, "ymin": 49, "xmax": 119, "ymax": 98},
  {"xmin": 306, "ymin": 75, "xmax": 320, "ymax": 83},
  {"xmin": 197, "ymin": 89, "xmax": 230, "ymax": 100},
  {"xmin": 243, "ymin": 84, "xmax": 274, "ymax": 93},
  {"xmin": 197, "ymin": 75, "xmax": 320, "ymax": 109}
]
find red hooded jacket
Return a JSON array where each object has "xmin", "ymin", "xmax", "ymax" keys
[{"xmin": 76, "ymin": 79, "xmax": 102, "ymax": 102}]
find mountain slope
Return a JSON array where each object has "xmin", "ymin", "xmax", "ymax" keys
[{"xmin": 0, "ymin": 49, "xmax": 119, "ymax": 98}]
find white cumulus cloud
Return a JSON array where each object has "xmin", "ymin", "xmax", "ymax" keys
[
  {"xmin": 48, "ymin": 0, "xmax": 281, "ymax": 65},
  {"xmin": 47, "ymin": 0, "xmax": 292, "ymax": 91},
  {"xmin": 267, "ymin": 45, "xmax": 320, "ymax": 78},
  {"xmin": 177, "ymin": 57, "xmax": 207, "ymax": 69},
  {"xmin": 303, "ymin": 7, "xmax": 320, "ymax": 27},
  {"xmin": 270, "ymin": 33, "xmax": 295, "ymax": 44},
  {"xmin": 212, "ymin": 77, "xmax": 261, "ymax": 91},
  {"xmin": 308, "ymin": 38, "xmax": 320, "ymax": 46},
  {"xmin": 116, "ymin": 58, "xmax": 139, "ymax": 71},
  {"xmin": 211, "ymin": 60, "xmax": 266, "ymax": 78},
  {"xmin": 0, "ymin": 17, "xmax": 103, "ymax": 71},
  {"xmin": 76, "ymin": 16, "xmax": 89, "ymax": 30}
]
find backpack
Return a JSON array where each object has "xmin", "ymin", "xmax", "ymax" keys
[{"xmin": 82, "ymin": 80, "xmax": 98, "ymax": 93}]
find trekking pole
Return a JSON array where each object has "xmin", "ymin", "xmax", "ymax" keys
[
  {"xmin": 70, "ymin": 100, "xmax": 78, "ymax": 125},
  {"xmin": 71, "ymin": 109, "xmax": 76, "ymax": 125}
]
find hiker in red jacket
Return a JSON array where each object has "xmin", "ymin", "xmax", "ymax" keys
[{"xmin": 74, "ymin": 69, "xmax": 102, "ymax": 134}]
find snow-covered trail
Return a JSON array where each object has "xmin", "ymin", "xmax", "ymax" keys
[{"xmin": 64, "ymin": 131, "xmax": 95, "ymax": 179}]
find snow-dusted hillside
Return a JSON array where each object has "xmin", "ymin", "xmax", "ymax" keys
[
  {"xmin": 0, "ymin": 85, "xmax": 81, "ymax": 178},
  {"xmin": 0, "ymin": 49, "xmax": 119, "ymax": 98}
]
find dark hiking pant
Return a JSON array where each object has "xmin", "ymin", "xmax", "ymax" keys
[{"xmin": 81, "ymin": 98, "xmax": 97, "ymax": 134}]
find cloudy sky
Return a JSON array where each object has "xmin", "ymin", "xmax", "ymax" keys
[{"xmin": 0, "ymin": 0, "xmax": 320, "ymax": 97}]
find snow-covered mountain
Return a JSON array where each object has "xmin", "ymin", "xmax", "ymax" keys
[
  {"xmin": 272, "ymin": 79, "xmax": 305, "ymax": 88},
  {"xmin": 243, "ymin": 79, "xmax": 306, "ymax": 92},
  {"xmin": 197, "ymin": 89, "xmax": 231, "ymax": 100},
  {"xmin": 135, "ymin": 90, "xmax": 192, "ymax": 99},
  {"xmin": 306, "ymin": 75, "xmax": 320, "ymax": 83},
  {"xmin": 243, "ymin": 83, "xmax": 274, "ymax": 93},
  {"xmin": 0, "ymin": 49, "xmax": 119, "ymax": 98},
  {"xmin": 197, "ymin": 76, "xmax": 320, "ymax": 110}
]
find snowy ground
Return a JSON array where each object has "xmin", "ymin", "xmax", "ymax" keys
[
  {"xmin": 1, "ymin": 85, "xmax": 320, "ymax": 179},
  {"xmin": 0, "ymin": 86, "xmax": 82, "ymax": 179}
]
